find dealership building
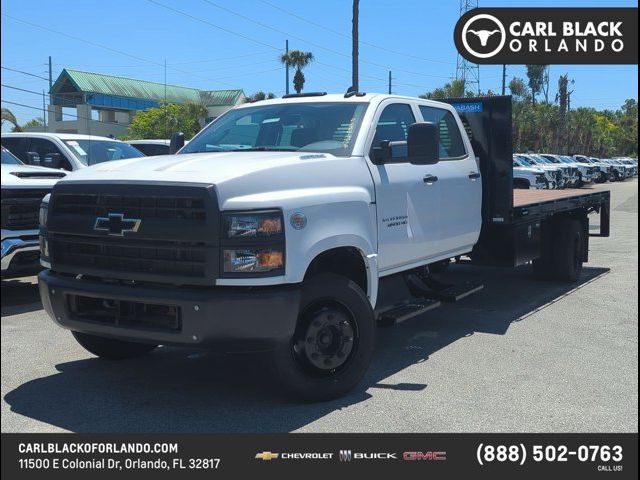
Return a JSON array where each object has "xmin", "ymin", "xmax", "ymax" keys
[{"xmin": 34, "ymin": 69, "xmax": 245, "ymax": 137}]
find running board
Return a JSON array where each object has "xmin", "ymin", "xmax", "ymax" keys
[
  {"xmin": 405, "ymin": 273, "xmax": 484, "ymax": 303},
  {"xmin": 376, "ymin": 299, "xmax": 441, "ymax": 326}
]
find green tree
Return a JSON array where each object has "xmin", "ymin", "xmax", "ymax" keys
[
  {"xmin": 1, "ymin": 108, "xmax": 22, "ymax": 132},
  {"xmin": 509, "ymin": 77, "xmax": 530, "ymax": 102},
  {"xmin": 22, "ymin": 117, "xmax": 45, "ymax": 129},
  {"xmin": 419, "ymin": 79, "xmax": 473, "ymax": 99},
  {"xmin": 244, "ymin": 91, "xmax": 276, "ymax": 103},
  {"xmin": 127, "ymin": 103, "xmax": 203, "ymax": 139},
  {"xmin": 526, "ymin": 65, "xmax": 546, "ymax": 104},
  {"xmin": 280, "ymin": 50, "xmax": 314, "ymax": 93}
]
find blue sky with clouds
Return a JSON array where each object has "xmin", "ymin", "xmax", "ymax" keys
[{"xmin": 1, "ymin": 0, "xmax": 637, "ymax": 126}]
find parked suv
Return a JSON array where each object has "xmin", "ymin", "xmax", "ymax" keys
[
  {"xmin": 519, "ymin": 154, "xmax": 566, "ymax": 188},
  {"xmin": 1, "ymin": 133, "xmax": 145, "ymax": 171},
  {"xmin": 540, "ymin": 154, "xmax": 595, "ymax": 187},
  {"xmin": 574, "ymin": 155, "xmax": 612, "ymax": 183},
  {"xmin": 1, "ymin": 146, "xmax": 66, "ymax": 278}
]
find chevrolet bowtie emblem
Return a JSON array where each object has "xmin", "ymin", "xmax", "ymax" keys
[
  {"xmin": 255, "ymin": 452, "xmax": 279, "ymax": 461},
  {"xmin": 94, "ymin": 213, "xmax": 141, "ymax": 236}
]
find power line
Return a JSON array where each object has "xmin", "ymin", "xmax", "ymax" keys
[
  {"xmin": 1, "ymin": 15, "xmax": 246, "ymax": 90},
  {"xmin": 259, "ymin": 0, "xmax": 454, "ymax": 66},
  {"xmin": 1, "ymin": 66, "xmax": 49, "ymax": 81}
]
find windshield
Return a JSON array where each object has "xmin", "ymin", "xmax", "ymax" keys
[
  {"xmin": 1, "ymin": 147, "xmax": 23, "ymax": 165},
  {"xmin": 63, "ymin": 139, "xmax": 145, "ymax": 166},
  {"xmin": 181, "ymin": 102, "xmax": 368, "ymax": 157},
  {"xmin": 515, "ymin": 155, "xmax": 532, "ymax": 166}
]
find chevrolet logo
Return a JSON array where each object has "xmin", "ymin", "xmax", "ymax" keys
[
  {"xmin": 255, "ymin": 452, "xmax": 279, "ymax": 461},
  {"xmin": 94, "ymin": 213, "xmax": 141, "ymax": 236}
]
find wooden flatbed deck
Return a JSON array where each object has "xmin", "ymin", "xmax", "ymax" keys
[
  {"xmin": 513, "ymin": 188, "xmax": 609, "ymax": 207},
  {"xmin": 510, "ymin": 188, "xmax": 610, "ymax": 236}
]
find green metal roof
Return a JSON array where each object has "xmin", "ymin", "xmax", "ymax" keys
[{"xmin": 51, "ymin": 69, "xmax": 244, "ymax": 106}]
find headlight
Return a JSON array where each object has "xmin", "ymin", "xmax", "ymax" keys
[
  {"xmin": 39, "ymin": 201, "xmax": 49, "ymax": 227},
  {"xmin": 223, "ymin": 211, "xmax": 283, "ymax": 239},
  {"xmin": 223, "ymin": 249, "xmax": 284, "ymax": 273}
]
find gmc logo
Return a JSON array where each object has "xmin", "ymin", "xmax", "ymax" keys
[{"xmin": 403, "ymin": 451, "xmax": 447, "ymax": 461}]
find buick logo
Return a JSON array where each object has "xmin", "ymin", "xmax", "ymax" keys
[
  {"xmin": 339, "ymin": 450, "xmax": 352, "ymax": 462},
  {"xmin": 94, "ymin": 213, "xmax": 141, "ymax": 236},
  {"xmin": 461, "ymin": 13, "xmax": 506, "ymax": 58}
]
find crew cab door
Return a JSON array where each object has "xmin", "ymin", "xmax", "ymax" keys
[
  {"xmin": 417, "ymin": 105, "xmax": 482, "ymax": 253},
  {"xmin": 366, "ymin": 101, "xmax": 441, "ymax": 273}
]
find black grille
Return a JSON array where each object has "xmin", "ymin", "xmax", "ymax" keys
[
  {"xmin": 47, "ymin": 183, "xmax": 220, "ymax": 285},
  {"xmin": 50, "ymin": 234, "xmax": 207, "ymax": 279},
  {"xmin": 53, "ymin": 193, "xmax": 206, "ymax": 220},
  {"xmin": 68, "ymin": 294, "xmax": 181, "ymax": 332},
  {"xmin": 1, "ymin": 188, "xmax": 50, "ymax": 230}
]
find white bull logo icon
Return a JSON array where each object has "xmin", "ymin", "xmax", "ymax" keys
[{"xmin": 467, "ymin": 29, "xmax": 501, "ymax": 46}]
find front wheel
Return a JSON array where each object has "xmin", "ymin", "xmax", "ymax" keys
[
  {"xmin": 271, "ymin": 273, "xmax": 375, "ymax": 402},
  {"xmin": 72, "ymin": 331, "xmax": 158, "ymax": 359}
]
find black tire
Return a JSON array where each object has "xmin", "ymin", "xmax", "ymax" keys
[
  {"xmin": 551, "ymin": 219, "xmax": 585, "ymax": 282},
  {"xmin": 271, "ymin": 273, "xmax": 375, "ymax": 402},
  {"xmin": 72, "ymin": 331, "xmax": 157, "ymax": 359},
  {"xmin": 513, "ymin": 179, "xmax": 530, "ymax": 189}
]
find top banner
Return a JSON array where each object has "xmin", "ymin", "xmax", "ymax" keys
[{"xmin": 454, "ymin": 8, "xmax": 638, "ymax": 64}]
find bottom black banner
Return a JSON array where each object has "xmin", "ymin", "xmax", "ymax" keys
[{"xmin": 1, "ymin": 433, "xmax": 637, "ymax": 479}]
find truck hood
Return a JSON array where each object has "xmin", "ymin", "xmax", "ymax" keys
[
  {"xmin": 54, "ymin": 151, "xmax": 375, "ymax": 210},
  {"xmin": 514, "ymin": 166, "xmax": 544, "ymax": 174},
  {"xmin": 1, "ymin": 164, "xmax": 66, "ymax": 188}
]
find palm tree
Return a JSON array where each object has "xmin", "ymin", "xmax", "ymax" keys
[
  {"xmin": 280, "ymin": 50, "xmax": 314, "ymax": 94},
  {"xmin": 1, "ymin": 108, "xmax": 22, "ymax": 132}
]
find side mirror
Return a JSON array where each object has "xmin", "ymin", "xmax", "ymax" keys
[
  {"xmin": 407, "ymin": 122, "xmax": 439, "ymax": 165},
  {"xmin": 26, "ymin": 151, "xmax": 41, "ymax": 165},
  {"xmin": 169, "ymin": 132, "xmax": 185, "ymax": 154},
  {"xmin": 43, "ymin": 152, "xmax": 62, "ymax": 169}
]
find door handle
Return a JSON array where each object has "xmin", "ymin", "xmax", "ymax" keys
[
  {"xmin": 468, "ymin": 172, "xmax": 481, "ymax": 180},
  {"xmin": 423, "ymin": 174, "xmax": 438, "ymax": 184}
]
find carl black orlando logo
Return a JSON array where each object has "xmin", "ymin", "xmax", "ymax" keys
[
  {"xmin": 461, "ymin": 13, "xmax": 506, "ymax": 59},
  {"xmin": 454, "ymin": 7, "xmax": 638, "ymax": 65}
]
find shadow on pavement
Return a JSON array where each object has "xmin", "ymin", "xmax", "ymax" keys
[
  {"xmin": 3, "ymin": 264, "xmax": 609, "ymax": 432},
  {"xmin": 1, "ymin": 277, "xmax": 41, "ymax": 317}
]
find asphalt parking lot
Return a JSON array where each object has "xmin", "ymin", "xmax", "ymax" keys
[{"xmin": 1, "ymin": 179, "xmax": 637, "ymax": 433}]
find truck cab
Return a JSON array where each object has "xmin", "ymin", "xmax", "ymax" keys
[
  {"xmin": 1, "ymin": 133, "xmax": 145, "ymax": 172},
  {"xmin": 37, "ymin": 94, "xmax": 610, "ymax": 401}
]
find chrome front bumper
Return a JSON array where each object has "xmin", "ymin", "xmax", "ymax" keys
[{"xmin": 1, "ymin": 230, "xmax": 41, "ymax": 276}]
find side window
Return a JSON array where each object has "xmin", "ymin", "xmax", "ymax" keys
[
  {"xmin": 27, "ymin": 138, "xmax": 72, "ymax": 170},
  {"xmin": 419, "ymin": 106, "xmax": 467, "ymax": 159},
  {"xmin": 1, "ymin": 137, "xmax": 28, "ymax": 162},
  {"xmin": 373, "ymin": 103, "xmax": 415, "ymax": 145}
]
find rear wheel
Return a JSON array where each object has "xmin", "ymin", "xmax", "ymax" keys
[
  {"xmin": 271, "ymin": 273, "xmax": 375, "ymax": 402},
  {"xmin": 72, "ymin": 331, "xmax": 157, "ymax": 359},
  {"xmin": 552, "ymin": 219, "xmax": 585, "ymax": 282},
  {"xmin": 513, "ymin": 179, "xmax": 530, "ymax": 189}
]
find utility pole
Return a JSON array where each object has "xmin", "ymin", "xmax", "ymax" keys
[
  {"xmin": 48, "ymin": 56, "xmax": 53, "ymax": 92},
  {"xmin": 388, "ymin": 71, "xmax": 392, "ymax": 94},
  {"xmin": 285, "ymin": 39, "xmax": 290, "ymax": 95},
  {"xmin": 352, "ymin": 0, "xmax": 359, "ymax": 92},
  {"xmin": 42, "ymin": 90, "xmax": 47, "ymax": 132},
  {"xmin": 164, "ymin": 59, "xmax": 168, "ymax": 139},
  {"xmin": 501, "ymin": 64, "xmax": 507, "ymax": 95}
]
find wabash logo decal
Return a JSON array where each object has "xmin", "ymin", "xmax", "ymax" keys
[{"xmin": 454, "ymin": 8, "xmax": 638, "ymax": 64}]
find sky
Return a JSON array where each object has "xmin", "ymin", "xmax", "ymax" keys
[{"xmin": 1, "ymin": 0, "xmax": 638, "ymax": 128}]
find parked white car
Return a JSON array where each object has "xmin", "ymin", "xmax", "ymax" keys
[
  {"xmin": 1, "ymin": 133, "xmax": 145, "ymax": 171},
  {"xmin": 513, "ymin": 155, "xmax": 552, "ymax": 189},
  {"xmin": 1, "ymin": 146, "xmax": 66, "ymax": 277},
  {"xmin": 574, "ymin": 155, "xmax": 613, "ymax": 183},
  {"xmin": 517, "ymin": 154, "xmax": 566, "ymax": 188},
  {"xmin": 540, "ymin": 154, "xmax": 595, "ymax": 187}
]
